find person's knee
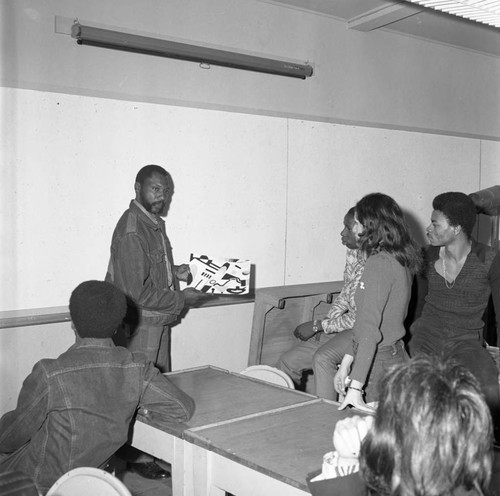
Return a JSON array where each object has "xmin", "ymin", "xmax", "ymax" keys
[
  {"xmin": 276, "ymin": 351, "xmax": 293, "ymax": 374},
  {"xmin": 407, "ymin": 336, "xmax": 428, "ymax": 357},
  {"xmin": 276, "ymin": 354, "xmax": 286, "ymax": 371},
  {"xmin": 312, "ymin": 348, "xmax": 341, "ymax": 372},
  {"xmin": 312, "ymin": 350, "xmax": 325, "ymax": 370},
  {"xmin": 483, "ymin": 385, "xmax": 500, "ymax": 409},
  {"xmin": 277, "ymin": 350, "xmax": 305, "ymax": 383}
]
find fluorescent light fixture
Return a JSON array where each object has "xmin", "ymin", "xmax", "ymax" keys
[
  {"xmin": 403, "ymin": 0, "xmax": 500, "ymax": 28},
  {"xmin": 71, "ymin": 23, "xmax": 313, "ymax": 79}
]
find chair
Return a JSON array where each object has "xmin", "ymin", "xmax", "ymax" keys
[
  {"xmin": 46, "ymin": 467, "xmax": 131, "ymax": 496},
  {"xmin": 240, "ymin": 364, "xmax": 295, "ymax": 388}
]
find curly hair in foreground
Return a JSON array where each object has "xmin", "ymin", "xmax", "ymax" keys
[{"xmin": 360, "ymin": 355, "xmax": 493, "ymax": 496}]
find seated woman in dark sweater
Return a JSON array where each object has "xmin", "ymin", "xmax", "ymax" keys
[{"xmin": 333, "ymin": 192, "xmax": 422, "ymax": 412}]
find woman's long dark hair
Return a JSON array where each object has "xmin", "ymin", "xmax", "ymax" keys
[{"xmin": 355, "ymin": 193, "xmax": 422, "ymax": 274}]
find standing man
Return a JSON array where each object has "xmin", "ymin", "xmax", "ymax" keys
[
  {"xmin": 408, "ymin": 191, "xmax": 500, "ymax": 443},
  {"xmin": 107, "ymin": 164, "xmax": 209, "ymax": 371},
  {"xmin": 106, "ymin": 164, "xmax": 209, "ymax": 478}
]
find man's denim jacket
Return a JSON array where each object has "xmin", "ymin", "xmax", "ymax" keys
[
  {"xmin": 106, "ymin": 200, "xmax": 185, "ymax": 325},
  {"xmin": 0, "ymin": 338, "xmax": 195, "ymax": 494}
]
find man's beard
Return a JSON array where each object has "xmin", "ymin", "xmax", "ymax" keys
[{"xmin": 142, "ymin": 196, "xmax": 164, "ymax": 215}]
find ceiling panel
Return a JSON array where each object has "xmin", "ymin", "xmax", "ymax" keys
[{"xmin": 263, "ymin": 0, "xmax": 500, "ymax": 56}]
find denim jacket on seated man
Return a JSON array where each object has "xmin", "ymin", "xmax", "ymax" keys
[
  {"xmin": 0, "ymin": 337, "xmax": 195, "ymax": 495},
  {"xmin": 106, "ymin": 199, "xmax": 185, "ymax": 325}
]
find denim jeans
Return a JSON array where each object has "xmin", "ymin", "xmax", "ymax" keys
[
  {"xmin": 357, "ymin": 339, "xmax": 409, "ymax": 403},
  {"xmin": 127, "ymin": 322, "xmax": 171, "ymax": 373},
  {"xmin": 409, "ymin": 322, "xmax": 500, "ymax": 423},
  {"xmin": 277, "ymin": 329, "xmax": 353, "ymax": 400}
]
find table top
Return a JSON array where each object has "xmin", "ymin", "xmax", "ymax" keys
[
  {"xmin": 186, "ymin": 399, "xmax": 366, "ymax": 492},
  {"xmin": 138, "ymin": 365, "xmax": 317, "ymax": 436}
]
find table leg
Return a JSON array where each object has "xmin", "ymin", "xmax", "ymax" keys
[
  {"xmin": 186, "ymin": 443, "xmax": 309, "ymax": 496},
  {"xmin": 130, "ymin": 421, "xmax": 175, "ymax": 461},
  {"xmin": 171, "ymin": 437, "xmax": 186, "ymax": 496}
]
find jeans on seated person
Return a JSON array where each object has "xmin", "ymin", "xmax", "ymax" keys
[
  {"xmin": 409, "ymin": 323, "xmax": 500, "ymax": 430},
  {"xmin": 358, "ymin": 339, "xmax": 409, "ymax": 403},
  {"xmin": 277, "ymin": 329, "xmax": 353, "ymax": 400}
]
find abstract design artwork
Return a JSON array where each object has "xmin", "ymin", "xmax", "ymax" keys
[{"xmin": 188, "ymin": 254, "xmax": 251, "ymax": 294}]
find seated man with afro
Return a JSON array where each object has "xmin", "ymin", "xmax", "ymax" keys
[{"xmin": 0, "ymin": 280, "xmax": 195, "ymax": 494}]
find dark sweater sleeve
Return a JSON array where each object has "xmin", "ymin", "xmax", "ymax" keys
[{"xmin": 350, "ymin": 255, "xmax": 393, "ymax": 385}]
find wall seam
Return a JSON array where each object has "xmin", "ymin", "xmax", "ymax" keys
[{"xmin": 284, "ymin": 119, "xmax": 289, "ymax": 285}]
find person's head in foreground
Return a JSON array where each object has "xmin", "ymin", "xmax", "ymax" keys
[
  {"xmin": 360, "ymin": 355, "xmax": 493, "ymax": 496},
  {"xmin": 69, "ymin": 280, "xmax": 127, "ymax": 338}
]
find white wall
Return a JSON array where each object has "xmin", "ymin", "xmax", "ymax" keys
[
  {"xmin": 0, "ymin": 89, "xmax": 289, "ymax": 310},
  {"xmin": 289, "ymin": 122, "xmax": 491, "ymax": 280},
  {"xmin": 2, "ymin": 88, "xmax": 495, "ymax": 310},
  {"xmin": 0, "ymin": 321, "xmax": 75, "ymax": 409}
]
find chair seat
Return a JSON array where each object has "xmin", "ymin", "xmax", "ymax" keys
[
  {"xmin": 240, "ymin": 365, "xmax": 295, "ymax": 388},
  {"xmin": 46, "ymin": 467, "xmax": 131, "ymax": 496}
]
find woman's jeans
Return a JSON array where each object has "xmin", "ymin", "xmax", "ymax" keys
[{"xmin": 358, "ymin": 339, "xmax": 409, "ymax": 403}]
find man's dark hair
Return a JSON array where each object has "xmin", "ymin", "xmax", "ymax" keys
[
  {"xmin": 432, "ymin": 192, "xmax": 477, "ymax": 238},
  {"xmin": 69, "ymin": 280, "xmax": 127, "ymax": 338},
  {"xmin": 135, "ymin": 165, "xmax": 169, "ymax": 186}
]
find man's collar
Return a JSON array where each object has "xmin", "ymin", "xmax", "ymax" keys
[
  {"xmin": 132, "ymin": 199, "xmax": 159, "ymax": 224},
  {"xmin": 74, "ymin": 337, "xmax": 115, "ymax": 348}
]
